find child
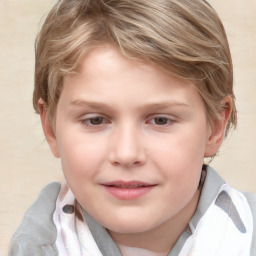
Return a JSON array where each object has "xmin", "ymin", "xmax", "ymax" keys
[{"xmin": 9, "ymin": 0, "xmax": 256, "ymax": 255}]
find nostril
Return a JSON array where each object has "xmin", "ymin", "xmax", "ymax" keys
[
  {"xmin": 109, "ymin": 130, "xmax": 146, "ymax": 166},
  {"xmin": 110, "ymin": 158, "xmax": 144, "ymax": 167}
]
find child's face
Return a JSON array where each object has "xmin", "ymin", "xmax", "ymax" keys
[{"xmin": 43, "ymin": 44, "xmax": 221, "ymax": 237}]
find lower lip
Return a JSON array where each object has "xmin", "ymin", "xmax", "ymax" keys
[{"xmin": 102, "ymin": 186, "xmax": 155, "ymax": 200}]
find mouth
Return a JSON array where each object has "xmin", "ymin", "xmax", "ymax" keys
[{"xmin": 101, "ymin": 180, "xmax": 156, "ymax": 200}]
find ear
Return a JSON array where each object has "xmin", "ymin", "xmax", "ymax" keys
[
  {"xmin": 38, "ymin": 99, "xmax": 60, "ymax": 158},
  {"xmin": 204, "ymin": 96, "xmax": 232, "ymax": 157}
]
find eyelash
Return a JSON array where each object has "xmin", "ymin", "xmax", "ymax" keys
[
  {"xmin": 80, "ymin": 116, "xmax": 109, "ymax": 127},
  {"xmin": 147, "ymin": 116, "xmax": 174, "ymax": 126},
  {"xmin": 80, "ymin": 115, "xmax": 175, "ymax": 128}
]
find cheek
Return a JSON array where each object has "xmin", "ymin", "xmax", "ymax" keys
[
  {"xmin": 148, "ymin": 129, "xmax": 206, "ymax": 186},
  {"xmin": 150, "ymin": 129, "xmax": 206, "ymax": 164},
  {"xmin": 56, "ymin": 134, "xmax": 107, "ymax": 206},
  {"xmin": 56, "ymin": 130, "xmax": 107, "ymax": 180}
]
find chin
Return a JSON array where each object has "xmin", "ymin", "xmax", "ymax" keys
[{"xmin": 103, "ymin": 217, "xmax": 156, "ymax": 234}]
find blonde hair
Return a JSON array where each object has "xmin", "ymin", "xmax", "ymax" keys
[{"xmin": 33, "ymin": 0, "xmax": 237, "ymax": 135}]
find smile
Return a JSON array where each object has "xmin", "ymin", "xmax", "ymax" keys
[{"xmin": 101, "ymin": 181, "xmax": 156, "ymax": 200}]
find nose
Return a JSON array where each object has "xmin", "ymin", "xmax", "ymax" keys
[{"xmin": 109, "ymin": 124, "xmax": 146, "ymax": 167}]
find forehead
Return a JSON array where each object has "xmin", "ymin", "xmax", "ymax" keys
[
  {"xmin": 76, "ymin": 44, "xmax": 154, "ymax": 80},
  {"xmin": 60, "ymin": 44, "xmax": 205, "ymax": 114},
  {"xmin": 69, "ymin": 44, "xmax": 192, "ymax": 91}
]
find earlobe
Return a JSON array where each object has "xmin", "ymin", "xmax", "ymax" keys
[
  {"xmin": 204, "ymin": 96, "xmax": 232, "ymax": 157},
  {"xmin": 38, "ymin": 99, "xmax": 60, "ymax": 158}
]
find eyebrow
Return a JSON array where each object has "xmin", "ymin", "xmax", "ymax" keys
[
  {"xmin": 70, "ymin": 99, "xmax": 113, "ymax": 109},
  {"xmin": 141, "ymin": 102, "xmax": 190, "ymax": 109},
  {"xmin": 69, "ymin": 99, "xmax": 190, "ymax": 111},
  {"xmin": 69, "ymin": 99, "xmax": 116, "ymax": 114}
]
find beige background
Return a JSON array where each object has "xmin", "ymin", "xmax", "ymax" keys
[{"xmin": 0, "ymin": 0, "xmax": 255, "ymax": 255}]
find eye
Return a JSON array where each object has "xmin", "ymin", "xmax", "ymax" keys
[
  {"xmin": 152, "ymin": 117, "xmax": 169, "ymax": 125},
  {"xmin": 148, "ymin": 116, "xmax": 174, "ymax": 126},
  {"xmin": 81, "ymin": 116, "xmax": 108, "ymax": 126}
]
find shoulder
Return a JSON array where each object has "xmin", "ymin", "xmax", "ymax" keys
[
  {"xmin": 243, "ymin": 191, "xmax": 256, "ymax": 208},
  {"xmin": 9, "ymin": 182, "xmax": 61, "ymax": 256},
  {"xmin": 241, "ymin": 191, "xmax": 256, "ymax": 255},
  {"xmin": 206, "ymin": 166, "xmax": 256, "ymax": 255},
  {"xmin": 242, "ymin": 191, "xmax": 256, "ymax": 223}
]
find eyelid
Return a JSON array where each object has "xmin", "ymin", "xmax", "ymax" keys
[
  {"xmin": 147, "ymin": 113, "xmax": 176, "ymax": 120},
  {"xmin": 79, "ymin": 112, "xmax": 108, "ymax": 120}
]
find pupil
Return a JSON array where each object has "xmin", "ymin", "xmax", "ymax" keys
[
  {"xmin": 91, "ymin": 117, "xmax": 103, "ymax": 125},
  {"xmin": 155, "ymin": 117, "xmax": 167, "ymax": 125}
]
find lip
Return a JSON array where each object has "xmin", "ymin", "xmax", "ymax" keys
[{"xmin": 101, "ymin": 180, "xmax": 156, "ymax": 200}]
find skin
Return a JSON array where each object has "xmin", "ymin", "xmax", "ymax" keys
[{"xmin": 39, "ymin": 44, "xmax": 231, "ymax": 255}]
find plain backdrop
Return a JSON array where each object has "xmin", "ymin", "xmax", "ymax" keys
[{"xmin": 0, "ymin": 0, "xmax": 255, "ymax": 255}]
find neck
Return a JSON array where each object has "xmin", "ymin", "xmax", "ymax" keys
[
  {"xmin": 117, "ymin": 245, "xmax": 167, "ymax": 256},
  {"xmin": 109, "ymin": 188, "xmax": 201, "ymax": 256}
]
